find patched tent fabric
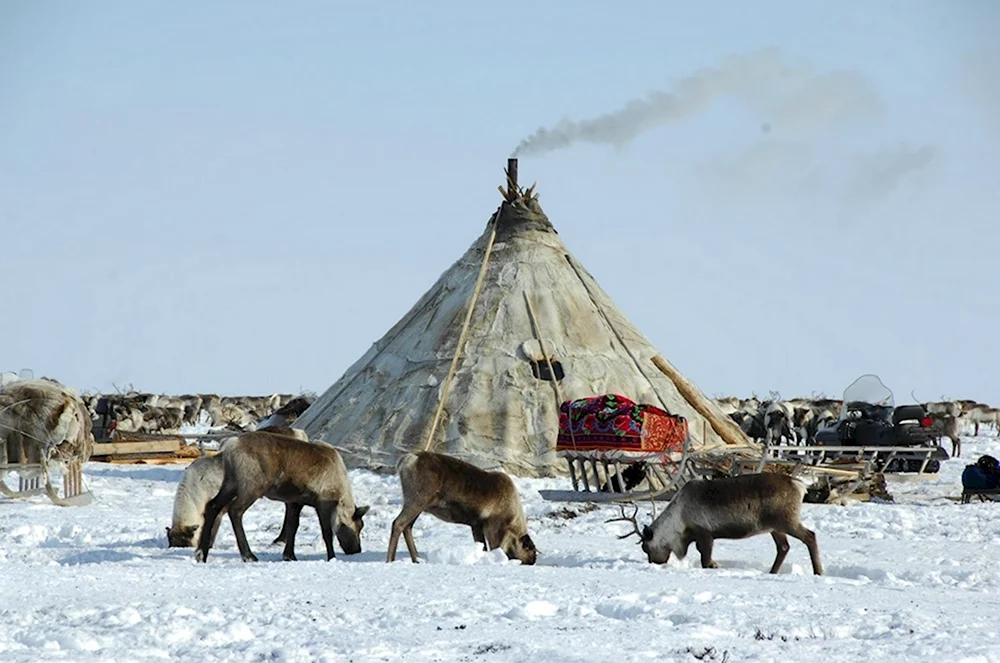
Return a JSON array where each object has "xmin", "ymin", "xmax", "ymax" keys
[{"xmin": 296, "ymin": 172, "xmax": 751, "ymax": 477}]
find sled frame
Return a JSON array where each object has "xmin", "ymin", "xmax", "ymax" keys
[
  {"xmin": 539, "ymin": 433, "xmax": 696, "ymax": 503},
  {"xmin": 758, "ymin": 445, "xmax": 942, "ymax": 477}
]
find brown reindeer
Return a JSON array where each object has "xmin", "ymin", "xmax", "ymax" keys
[
  {"xmin": 609, "ymin": 472, "xmax": 823, "ymax": 575},
  {"xmin": 194, "ymin": 430, "xmax": 369, "ymax": 563},
  {"xmin": 926, "ymin": 412, "xmax": 961, "ymax": 458},
  {"xmin": 386, "ymin": 451, "xmax": 537, "ymax": 565}
]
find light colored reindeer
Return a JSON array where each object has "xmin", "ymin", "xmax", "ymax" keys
[
  {"xmin": 608, "ymin": 472, "xmax": 823, "ymax": 575},
  {"xmin": 167, "ymin": 452, "xmax": 227, "ymax": 548}
]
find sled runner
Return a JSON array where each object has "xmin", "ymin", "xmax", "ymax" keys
[{"xmin": 0, "ymin": 454, "xmax": 92, "ymax": 506}]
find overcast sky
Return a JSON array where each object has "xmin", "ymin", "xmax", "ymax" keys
[{"xmin": 2, "ymin": 1, "xmax": 998, "ymax": 404}]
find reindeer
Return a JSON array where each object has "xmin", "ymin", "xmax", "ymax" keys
[
  {"xmin": 256, "ymin": 395, "xmax": 315, "ymax": 430},
  {"xmin": 168, "ymin": 427, "xmax": 309, "ymax": 548},
  {"xmin": 735, "ymin": 408, "xmax": 767, "ymax": 441},
  {"xmin": 607, "ymin": 473, "xmax": 823, "ymax": 575},
  {"xmin": 167, "ymin": 452, "xmax": 227, "ymax": 548},
  {"xmin": 965, "ymin": 405, "xmax": 1000, "ymax": 437},
  {"xmin": 712, "ymin": 397, "xmax": 742, "ymax": 417},
  {"xmin": 194, "ymin": 430, "xmax": 369, "ymax": 563},
  {"xmin": 763, "ymin": 401, "xmax": 797, "ymax": 445},
  {"xmin": 926, "ymin": 412, "xmax": 961, "ymax": 458},
  {"xmin": 924, "ymin": 401, "xmax": 962, "ymax": 418},
  {"xmin": 792, "ymin": 406, "xmax": 814, "ymax": 445},
  {"xmin": 386, "ymin": 451, "xmax": 537, "ymax": 565},
  {"xmin": 137, "ymin": 404, "xmax": 184, "ymax": 433}
]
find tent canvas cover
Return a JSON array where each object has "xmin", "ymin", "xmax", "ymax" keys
[{"xmin": 296, "ymin": 169, "xmax": 750, "ymax": 477}]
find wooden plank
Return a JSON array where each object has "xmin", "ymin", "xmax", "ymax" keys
[
  {"xmin": 111, "ymin": 431, "xmax": 187, "ymax": 442},
  {"xmin": 539, "ymin": 487, "xmax": 676, "ymax": 504},
  {"xmin": 103, "ymin": 457, "xmax": 200, "ymax": 465},
  {"xmin": 92, "ymin": 440, "xmax": 181, "ymax": 457}
]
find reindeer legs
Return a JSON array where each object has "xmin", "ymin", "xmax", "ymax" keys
[
  {"xmin": 195, "ymin": 481, "xmax": 238, "ymax": 563},
  {"xmin": 694, "ymin": 532, "xmax": 719, "ymax": 569},
  {"xmin": 472, "ymin": 523, "xmax": 487, "ymax": 551},
  {"xmin": 317, "ymin": 500, "xmax": 338, "ymax": 560},
  {"xmin": 387, "ymin": 503, "xmax": 425, "ymax": 563},
  {"xmin": 281, "ymin": 502, "xmax": 303, "ymax": 561},
  {"xmin": 227, "ymin": 495, "xmax": 260, "ymax": 563},
  {"xmin": 402, "ymin": 523, "xmax": 420, "ymax": 562},
  {"xmin": 272, "ymin": 503, "xmax": 297, "ymax": 545},
  {"xmin": 769, "ymin": 531, "xmax": 791, "ymax": 574},
  {"xmin": 786, "ymin": 523, "xmax": 823, "ymax": 575}
]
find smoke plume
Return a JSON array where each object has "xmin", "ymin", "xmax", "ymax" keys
[{"xmin": 511, "ymin": 48, "xmax": 882, "ymax": 157}]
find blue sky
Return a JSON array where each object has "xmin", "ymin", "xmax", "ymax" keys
[{"xmin": 2, "ymin": 1, "xmax": 998, "ymax": 404}]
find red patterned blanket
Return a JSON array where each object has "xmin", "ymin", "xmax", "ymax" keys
[{"xmin": 557, "ymin": 394, "xmax": 687, "ymax": 453}]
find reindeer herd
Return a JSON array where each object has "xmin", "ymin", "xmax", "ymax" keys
[
  {"xmin": 713, "ymin": 394, "xmax": 1000, "ymax": 457},
  {"xmin": 171, "ymin": 426, "xmax": 824, "ymax": 575},
  {"xmin": 6, "ymin": 378, "xmax": 998, "ymax": 577},
  {"xmin": 78, "ymin": 390, "xmax": 316, "ymax": 436}
]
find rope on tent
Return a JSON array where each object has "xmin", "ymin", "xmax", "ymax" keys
[
  {"xmin": 522, "ymin": 292, "xmax": 577, "ymax": 450},
  {"xmin": 421, "ymin": 209, "xmax": 501, "ymax": 452}
]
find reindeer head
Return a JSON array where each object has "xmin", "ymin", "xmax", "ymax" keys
[
  {"xmin": 607, "ymin": 503, "xmax": 685, "ymax": 565},
  {"xmin": 166, "ymin": 525, "xmax": 198, "ymax": 548},
  {"xmin": 500, "ymin": 530, "xmax": 538, "ymax": 565},
  {"xmin": 334, "ymin": 504, "xmax": 370, "ymax": 555}
]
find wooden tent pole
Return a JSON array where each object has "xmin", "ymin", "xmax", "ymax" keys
[
  {"xmin": 523, "ymin": 292, "xmax": 576, "ymax": 449},
  {"xmin": 651, "ymin": 355, "xmax": 751, "ymax": 448},
  {"xmin": 421, "ymin": 211, "xmax": 501, "ymax": 452}
]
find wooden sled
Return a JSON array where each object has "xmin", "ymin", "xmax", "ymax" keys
[
  {"xmin": 541, "ymin": 393, "xmax": 700, "ymax": 504},
  {"xmin": 1, "ymin": 447, "xmax": 93, "ymax": 507},
  {"xmin": 539, "ymin": 432, "xmax": 697, "ymax": 504}
]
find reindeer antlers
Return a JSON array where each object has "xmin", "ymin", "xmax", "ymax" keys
[{"xmin": 605, "ymin": 503, "xmax": 644, "ymax": 541}]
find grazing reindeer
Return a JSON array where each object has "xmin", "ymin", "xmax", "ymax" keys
[
  {"xmin": 608, "ymin": 473, "xmax": 823, "ymax": 575},
  {"xmin": 167, "ymin": 453, "xmax": 226, "ymax": 548},
  {"xmin": 386, "ymin": 451, "xmax": 537, "ymax": 565},
  {"xmin": 169, "ymin": 428, "xmax": 312, "ymax": 548},
  {"xmin": 194, "ymin": 430, "xmax": 369, "ymax": 563}
]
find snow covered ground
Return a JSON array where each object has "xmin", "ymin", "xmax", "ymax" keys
[{"xmin": 1, "ymin": 435, "xmax": 999, "ymax": 663}]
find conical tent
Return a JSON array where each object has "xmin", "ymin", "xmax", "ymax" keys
[{"xmin": 296, "ymin": 168, "xmax": 751, "ymax": 477}]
